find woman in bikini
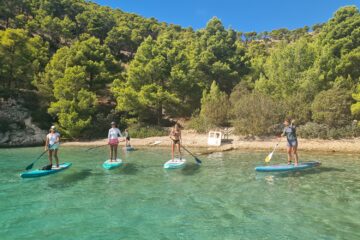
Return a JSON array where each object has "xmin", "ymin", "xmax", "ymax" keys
[{"xmin": 170, "ymin": 123, "xmax": 182, "ymax": 161}]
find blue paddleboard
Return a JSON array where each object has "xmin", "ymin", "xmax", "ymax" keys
[
  {"xmin": 123, "ymin": 146, "xmax": 135, "ymax": 151},
  {"xmin": 103, "ymin": 159, "xmax": 123, "ymax": 170},
  {"xmin": 164, "ymin": 158, "xmax": 186, "ymax": 169},
  {"xmin": 255, "ymin": 161, "xmax": 320, "ymax": 172},
  {"xmin": 20, "ymin": 162, "xmax": 72, "ymax": 178}
]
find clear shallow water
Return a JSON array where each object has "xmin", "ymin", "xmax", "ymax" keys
[{"xmin": 1, "ymin": 147, "xmax": 360, "ymax": 240}]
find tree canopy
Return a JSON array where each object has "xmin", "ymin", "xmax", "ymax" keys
[{"xmin": 0, "ymin": 1, "xmax": 359, "ymax": 138}]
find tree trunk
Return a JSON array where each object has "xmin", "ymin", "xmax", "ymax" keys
[{"xmin": 157, "ymin": 102, "xmax": 163, "ymax": 125}]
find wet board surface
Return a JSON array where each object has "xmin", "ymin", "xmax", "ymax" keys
[
  {"xmin": 102, "ymin": 159, "xmax": 123, "ymax": 170},
  {"xmin": 255, "ymin": 161, "xmax": 321, "ymax": 172},
  {"xmin": 20, "ymin": 162, "xmax": 72, "ymax": 178},
  {"xmin": 164, "ymin": 158, "xmax": 186, "ymax": 169}
]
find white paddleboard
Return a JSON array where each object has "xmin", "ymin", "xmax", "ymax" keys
[
  {"xmin": 123, "ymin": 146, "xmax": 135, "ymax": 151},
  {"xmin": 149, "ymin": 141, "xmax": 162, "ymax": 146},
  {"xmin": 163, "ymin": 158, "xmax": 186, "ymax": 169}
]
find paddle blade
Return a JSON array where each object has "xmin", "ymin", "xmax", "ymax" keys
[
  {"xmin": 195, "ymin": 157, "xmax": 202, "ymax": 164},
  {"xmin": 265, "ymin": 152, "xmax": 273, "ymax": 163},
  {"xmin": 25, "ymin": 163, "xmax": 34, "ymax": 171}
]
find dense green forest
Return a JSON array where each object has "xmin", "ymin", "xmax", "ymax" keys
[{"xmin": 0, "ymin": 0, "xmax": 359, "ymax": 139}]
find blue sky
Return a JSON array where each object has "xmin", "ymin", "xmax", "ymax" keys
[{"xmin": 92, "ymin": 0, "xmax": 360, "ymax": 32}]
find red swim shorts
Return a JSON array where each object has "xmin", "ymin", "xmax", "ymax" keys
[{"xmin": 109, "ymin": 139, "xmax": 119, "ymax": 146}]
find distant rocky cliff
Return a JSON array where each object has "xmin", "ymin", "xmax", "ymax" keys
[{"xmin": 0, "ymin": 97, "xmax": 47, "ymax": 147}]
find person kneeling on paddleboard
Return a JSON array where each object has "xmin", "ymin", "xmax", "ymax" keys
[
  {"xmin": 108, "ymin": 122, "xmax": 122, "ymax": 162},
  {"xmin": 45, "ymin": 126, "xmax": 60, "ymax": 169},
  {"xmin": 170, "ymin": 123, "xmax": 182, "ymax": 161},
  {"xmin": 281, "ymin": 118, "xmax": 299, "ymax": 166}
]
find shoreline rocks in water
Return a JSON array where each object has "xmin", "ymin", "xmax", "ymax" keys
[{"xmin": 0, "ymin": 97, "xmax": 47, "ymax": 147}]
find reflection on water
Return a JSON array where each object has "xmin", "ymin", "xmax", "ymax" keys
[
  {"xmin": 118, "ymin": 163, "xmax": 139, "ymax": 175},
  {"xmin": 48, "ymin": 169, "xmax": 92, "ymax": 189},
  {"xmin": 181, "ymin": 163, "xmax": 201, "ymax": 175},
  {"xmin": 1, "ymin": 148, "xmax": 360, "ymax": 240},
  {"xmin": 256, "ymin": 166, "xmax": 346, "ymax": 181}
]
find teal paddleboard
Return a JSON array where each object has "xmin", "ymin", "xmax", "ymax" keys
[
  {"xmin": 164, "ymin": 158, "xmax": 186, "ymax": 169},
  {"xmin": 123, "ymin": 146, "xmax": 135, "ymax": 151},
  {"xmin": 20, "ymin": 162, "xmax": 72, "ymax": 178},
  {"xmin": 102, "ymin": 159, "xmax": 123, "ymax": 170},
  {"xmin": 255, "ymin": 161, "xmax": 320, "ymax": 172}
]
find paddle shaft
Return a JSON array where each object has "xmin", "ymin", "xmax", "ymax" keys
[
  {"xmin": 265, "ymin": 139, "xmax": 281, "ymax": 163},
  {"xmin": 181, "ymin": 145, "xmax": 202, "ymax": 164},
  {"xmin": 272, "ymin": 140, "xmax": 280, "ymax": 153},
  {"xmin": 86, "ymin": 144, "xmax": 108, "ymax": 151},
  {"xmin": 25, "ymin": 142, "xmax": 56, "ymax": 170},
  {"xmin": 181, "ymin": 145, "xmax": 196, "ymax": 158},
  {"xmin": 170, "ymin": 137, "xmax": 201, "ymax": 164}
]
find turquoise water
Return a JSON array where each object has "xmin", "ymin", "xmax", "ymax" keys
[{"xmin": 1, "ymin": 147, "xmax": 360, "ymax": 240}]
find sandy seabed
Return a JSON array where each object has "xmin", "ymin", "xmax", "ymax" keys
[{"xmin": 62, "ymin": 130, "xmax": 360, "ymax": 155}]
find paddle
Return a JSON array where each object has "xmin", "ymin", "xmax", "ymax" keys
[
  {"xmin": 86, "ymin": 144, "xmax": 108, "ymax": 151},
  {"xmin": 86, "ymin": 138, "xmax": 126, "ymax": 151},
  {"xmin": 264, "ymin": 139, "xmax": 281, "ymax": 163},
  {"xmin": 181, "ymin": 146, "xmax": 202, "ymax": 165},
  {"xmin": 25, "ymin": 143, "xmax": 55, "ymax": 170},
  {"xmin": 149, "ymin": 140, "xmax": 162, "ymax": 146}
]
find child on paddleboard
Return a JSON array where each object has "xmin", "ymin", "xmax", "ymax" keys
[
  {"xmin": 281, "ymin": 118, "xmax": 299, "ymax": 166},
  {"xmin": 170, "ymin": 123, "xmax": 182, "ymax": 161},
  {"xmin": 124, "ymin": 129, "xmax": 131, "ymax": 147},
  {"xmin": 108, "ymin": 122, "xmax": 122, "ymax": 162},
  {"xmin": 45, "ymin": 126, "xmax": 60, "ymax": 168}
]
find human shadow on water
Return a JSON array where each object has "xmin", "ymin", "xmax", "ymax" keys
[
  {"xmin": 181, "ymin": 163, "xmax": 201, "ymax": 176},
  {"xmin": 118, "ymin": 163, "xmax": 139, "ymax": 175},
  {"xmin": 48, "ymin": 169, "xmax": 92, "ymax": 188},
  {"xmin": 270, "ymin": 166, "xmax": 346, "ymax": 178}
]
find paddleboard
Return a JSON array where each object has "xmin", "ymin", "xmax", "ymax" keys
[
  {"xmin": 20, "ymin": 162, "xmax": 72, "ymax": 178},
  {"xmin": 103, "ymin": 159, "xmax": 123, "ymax": 170},
  {"xmin": 123, "ymin": 146, "xmax": 135, "ymax": 151},
  {"xmin": 163, "ymin": 158, "xmax": 186, "ymax": 169},
  {"xmin": 255, "ymin": 161, "xmax": 321, "ymax": 172},
  {"xmin": 149, "ymin": 141, "xmax": 162, "ymax": 146}
]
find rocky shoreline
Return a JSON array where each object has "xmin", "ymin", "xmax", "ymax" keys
[
  {"xmin": 1, "ymin": 101, "xmax": 360, "ymax": 154},
  {"xmin": 0, "ymin": 98, "xmax": 47, "ymax": 147}
]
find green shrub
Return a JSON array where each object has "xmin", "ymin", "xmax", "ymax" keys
[
  {"xmin": 231, "ymin": 92, "xmax": 285, "ymax": 136},
  {"xmin": 81, "ymin": 110, "xmax": 125, "ymax": 139},
  {"xmin": 297, "ymin": 122, "xmax": 329, "ymax": 139},
  {"xmin": 284, "ymin": 93, "xmax": 312, "ymax": 125},
  {"xmin": 297, "ymin": 122, "xmax": 360, "ymax": 139},
  {"xmin": 200, "ymin": 81, "xmax": 230, "ymax": 127},
  {"xmin": 188, "ymin": 113, "xmax": 214, "ymax": 133},
  {"xmin": 311, "ymin": 88, "xmax": 353, "ymax": 127},
  {"xmin": 127, "ymin": 124, "xmax": 168, "ymax": 138}
]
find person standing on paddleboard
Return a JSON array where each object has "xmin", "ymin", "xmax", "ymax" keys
[
  {"xmin": 281, "ymin": 118, "xmax": 299, "ymax": 166},
  {"xmin": 124, "ymin": 129, "xmax": 131, "ymax": 147},
  {"xmin": 108, "ymin": 122, "xmax": 122, "ymax": 162},
  {"xmin": 45, "ymin": 126, "xmax": 60, "ymax": 168},
  {"xmin": 170, "ymin": 123, "xmax": 182, "ymax": 161}
]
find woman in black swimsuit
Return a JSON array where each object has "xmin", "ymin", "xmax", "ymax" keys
[{"xmin": 170, "ymin": 123, "xmax": 182, "ymax": 161}]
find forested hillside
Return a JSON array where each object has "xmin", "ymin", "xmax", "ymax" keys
[{"xmin": 0, "ymin": 0, "xmax": 359, "ymax": 139}]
